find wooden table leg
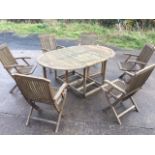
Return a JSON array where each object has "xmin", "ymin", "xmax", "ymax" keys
[
  {"xmin": 65, "ymin": 70, "xmax": 69, "ymax": 83},
  {"xmin": 87, "ymin": 67, "xmax": 90, "ymax": 77},
  {"xmin": 83, "ymin": 68, "xmax": 87, "ymax": 96},
  {"xmin": 101, "ymin": 61, "xmax": 107, "ymax": 83},
  {"xmin": 43, "ymin": 67, "xmax": 47, "ymax": 78},
  {"xmin": 54, "ymin": 70, "xmax": 57, "ymax": 80}
]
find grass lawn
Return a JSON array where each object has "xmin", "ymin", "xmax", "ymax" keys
[{"xmin": 0, "ymin": 20, "xmax": 154, "ymax": 49}]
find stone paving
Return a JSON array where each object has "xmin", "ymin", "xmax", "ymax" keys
[{"xmin": 0, "ymin": 33, "xmax": 155, "ymax": 134}]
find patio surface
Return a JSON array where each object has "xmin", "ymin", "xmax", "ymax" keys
[{"xmin": 0, "ymin": 33, "xmax": 155, "ymax": 135}]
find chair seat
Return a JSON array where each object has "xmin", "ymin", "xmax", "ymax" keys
[
  {"xmin": 119, "ymin": 61, "xmax": 141, "ymax": 71},
  {"xmin": 102, "ymin": 64, "xmax": 155, "ymax": 125},
  {"xmin": 14, "ymin": 64, "xmax": 37, "ymax": 75},
  {"xmin": 13, "ymin": 73, "xmax": 68, "ymax": 133},
  {"xmin": 51, "ymin": 87, "xmax": 58, "ymax": 96},
  {"xmin": 102, "ymin": 79, "xmax": 126, "ymax": 98}
]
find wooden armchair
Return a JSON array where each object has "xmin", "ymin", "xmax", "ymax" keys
[
  {"xmin": 79, "ymin": 33, "xmax": 102, "ymax": 78},
  {"xmin": 12, "ymin": 73, "xmax": 68, "ymax": 133},
  {"xmin": 118, "ymin": 44, "xmax": 155, "ymax": 72},
  {"xmin": 39, "ymin": 34, "xmax": 64, "ymax": 53},
  {"xmin": 39, "ymin": 34, "xmax": 65, "ymax": 77},
  {"xmin": 0, "ymin": 43, "xmax": 37, "ymax": 93},
  {"xmin": 102, "ymin": 64, "xmax": 155, "ymax": 125}
]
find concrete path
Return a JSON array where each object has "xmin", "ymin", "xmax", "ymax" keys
[{"xmin": 0, "ymin": 33, "xmax": 155, "ymax": 134}]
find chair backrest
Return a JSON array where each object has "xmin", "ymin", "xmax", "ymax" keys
[
  {"xmin": 126, "ymin": 64, "xmax": 155, "ymax": 94},
  {"xmin": 79, "ymin": 33, "xmax": 98, "ymax": 45},
  {"xmin": 39, "ymin": 34, "xmax": 57, "ymax": 52},
  {"xmin": 0, "ymin": 43, "xmax": 17, "ymax": 67},
  {"xmin": 137, "ymin": 44, "xmax": 155, "ymax": 64},
  {"xmin": 13, "ymin": 73, "xmax": 56, "ymax": 104}
]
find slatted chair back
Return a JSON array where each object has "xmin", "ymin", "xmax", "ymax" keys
[
  {"xmin": 13, "ymin": 73, "xmax": 67, "ymax": 132},
  {"xmin": 13, "ymin": 74, "xmax": 56, "ymax": 104},
  {"xmin": 137, "ymin": 44, "xmax": 155, "ymax": 66},
  {"xmin": 0, "ymin": 43, "xmax": 17, "ymax": 67},
  {"xmin": 79, "ymin": 33, "xmax": 98, "ymax": 45},
  {"xmin": 125, "ymin": 64, "xmax": 155, "ymax": 95},
  {"xmin": 39, "ymin": 35, "xmax": 57, "ymax": 52}
]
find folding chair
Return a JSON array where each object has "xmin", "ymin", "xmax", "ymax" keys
[
  {"xmin": 79, "ymin": 33, "xmax": 103, "ymax": 78},
  {"xmin": 39, "ymin": 34, "xmax": 64, "ymax": 53},
  {"xmin": 13, "ymin": 73, "xmax": 68, "ymax": 133},
  {"xmin": 118, "ymin": 44, "xmax": 155, "ymax": 72},
  {"xmin": 102, "ymin": 64, "xmax": 155, "ymax": 125},
  {"xmin": 39, "ymin": 34, "xmax": 65, "ymax": 77},
  {"xmin": 0, "ymin": 43, "xmax": 37, "ymax": 93}
]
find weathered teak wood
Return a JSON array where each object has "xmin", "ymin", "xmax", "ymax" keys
[
  {"xmin": 118, "ymin": 44, "xmax": 155, "ymax": 72},
  {"xmin": 102, "ymin": 64, "xmax": 155, "ymax": 125},
  {"xmin": 79, "ymin": 33, "xmax": 103, "ymax": 78},
  {"xmin": 39, "ymin": 34, "xmax": 65, "ymax": 78},
  {"xmin": 13, "ymin": 73, "xmax": 68, "ymax": 133},
  {"xmin": 37, "ymin": 45, "xmax": 115, "ymax": 97},
  {"xmin": 37, "ymin": 45, "xmax": 115, "ymax": 70},
  {"xmin": 43, "ymin": 67, "xmax": 47, "ymax": 78},
  {"xmin": 0, "ymin": 43, "xmax": 37, "ymax": 93},
  {"xmin": 39, "ymin": 34, "xmax": 64, "ymax": 52}
]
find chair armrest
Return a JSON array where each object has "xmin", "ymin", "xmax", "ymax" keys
[
  {"xmin": 15, "ymin": 56, "xmax": 31, "ymax": 65},
  {"xmin": 102, "ymin": 80, "xmax": 126, "ymax": 94},
  {"xmin": 124, "ymin": 53, "xmax": 138, "ymax": 57},
  {"xmin": 41, "ymin": 48, "xmax": 50, "ymax": 52},
  {"xmin": 119, "ymin": 71, "xmax": 135, "ymax": 83},
  {"xmin": 128, "ymin": 60, "xmax": 146, "ymax": 65},
  {"xmin": 15, "ymin": 56, "xmax": 31, "ymax": 60},
  {"xmin": 123, "ymin": 53, "xmax": 138, "ymax": 62},
  {"xmin": 123, "ymin": 71, "xmax": 135, "ymax": 77},
  {"xmin": 56, "ymin": 45, "xmax": 65, "ymax": 49},
  {"xmin": 54, "ymin": 83, "xmax": 68, "ymax": 101}
]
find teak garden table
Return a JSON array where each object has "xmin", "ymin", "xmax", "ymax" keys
[{"xmin": 37, "ymin": 45, "xmax": 115, "ymax": 97}]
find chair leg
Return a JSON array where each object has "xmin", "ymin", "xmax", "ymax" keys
[
  {"xmin": 130, "ymin": 96, "xmax": 139, "ymax": 112},
  {"xmin": 10, "ymin": 84, "xmax": 17, "ymax": 93},
  {"xmin": 72, "ymin": 70, "xmax": 75, "ymax": 75},
  {"xmin": 111, "ymin": 106, "xmax": 122, "ymax": 125},
  {"xmin": 87, "ymin": 67, "xmax": 90, "ymax": 77},
  {"xmin": 118, "ymin": 73, "xmax": 125, "ymax": 79},
  {"xmin": 26, "ymin": 106, "xmax": 33, "ymax": 126},
  {"xmin": 55, "ymin": 111, "xmax": 63, "ymax": 133},
  {"xmin": 30, "ymin": 101, "xmax": 41, "ymax": 112}
]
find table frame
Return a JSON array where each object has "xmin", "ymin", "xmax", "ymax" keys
[
  {"xmin": 38, "ymin": 45, "xmax": 114, "ymax": 97},
  {"xmin": 54, "ymin": 60, "xmax": 107, "ymax": 97}
]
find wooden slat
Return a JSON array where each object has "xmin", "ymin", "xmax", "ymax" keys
[
  {"xmin": 77, "ymin": 81, "xmax": 95, "ymax": 91},
  {"xmin": 13, "ymin": 73, "xmax": 68, "ymax": 132},
  {"xmin": 31, "ymin": 116, "xmax": 57, "ymax": 124},
  {"xmin": 85, "ymin": 87, "xmax": 101, "ymax": 97},
  {"xmin": 118, "ymin": 105, "xmax": 135, "ymax": 118},
  {"xmin": 69, "ymin": 78, "xmax": 83, "ymax": 86},
  {"xmin": 39, "ymin": 35, "xmax": 57, "ymax": 52},
  {"xmin": 37, "ymin": 45, "xmax": 115, "ymax": 70}
]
